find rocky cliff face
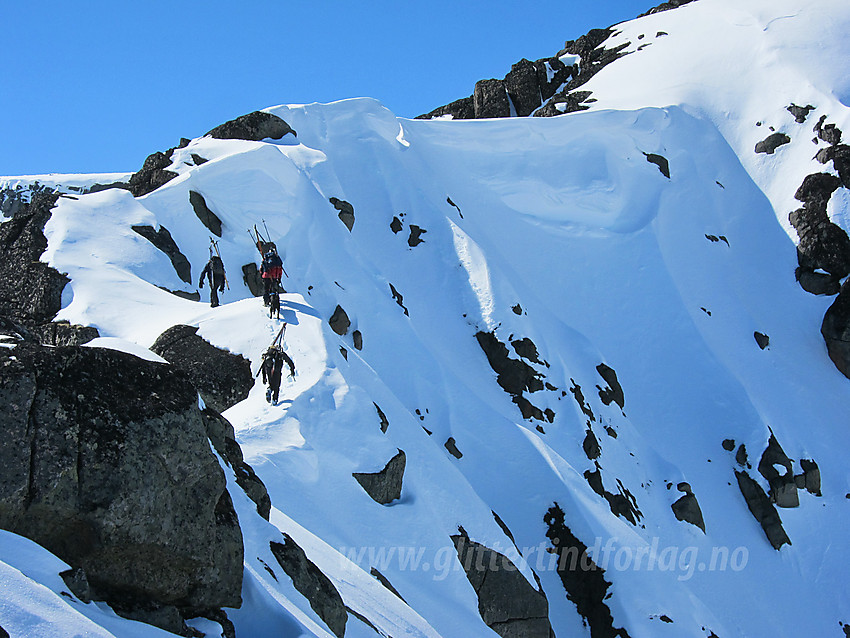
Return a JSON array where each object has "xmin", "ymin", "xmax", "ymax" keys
[{"xmin": 0, "ymin": 334, "xmax": 244, "ymax": 633}]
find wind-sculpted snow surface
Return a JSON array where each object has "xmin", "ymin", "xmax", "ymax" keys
[{"xmin": 2, "ymin": 1, "xmax": 850, "ymax": 636}]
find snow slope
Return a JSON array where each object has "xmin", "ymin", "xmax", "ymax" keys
[{"xmin": 3, "ymin": 0, "xmax": 850, "ymax": 637}]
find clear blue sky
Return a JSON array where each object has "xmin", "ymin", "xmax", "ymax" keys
[{"xmin": 1, "ymin": 1, "xmax": 651, "ymax": 176}]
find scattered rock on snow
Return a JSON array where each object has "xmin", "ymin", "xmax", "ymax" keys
[
  {"xmin": 445, "ymin": 437, "xmax": 463, "ymax": 459},
  {"xmin": 735, "ymin": 471, "xmax": 791, "ymax": 549},
  {"xmin": 127, "ymin": 150, "xmax": 178, "ymax": 197},
  {"xmin": 754, "ymin": 332, "xmax": 770, "ymax": 349},
  {"xmin": 596, "ymin": 363, "xmax": 625, "ymax": 409},
  {"xmin": 671, "ymin": 483, "xmax": 706, "ymax": 532},
  {"xmin": 787, "ymin": 103, "xmax": 815, "ymax": 123},
  {"xmin": 754, "ymin": 133, "xmax": 791, "ymax": 154}
]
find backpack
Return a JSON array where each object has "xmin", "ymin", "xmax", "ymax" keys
[
  {"xmin": 263, "ymin": 251, "xmax": 282, "ymax": 269},
  {"xmin": 210, "ymin": 256, "xmax": 225, "ymax": 277}
]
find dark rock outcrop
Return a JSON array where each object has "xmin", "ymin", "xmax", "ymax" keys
[
  {"xmin": 671, "ymin": 483, "xmax": 705, "ymax": 532},
  {"xmin": 0, "ymin": 188, "xmax": 69, "ymax": 326},
  {"xmin": 130, "ymin": 225, "xmax": 192, "ymax": 284},
  {"xmin": 822, "ymin": 280, "xmax": 850, "ymax": 379},
  {"xmin": 329, "ymin": 305, "xmax": 351, "ymax": 336},
  {"xmin": 644, "ymin": 153, "xmax": 670, "ymax": 178},
  {"xmin": 352, "ymin": 450, "xmax": 406, "ymax": 505},
  {"xmin": 735, "ymin": 471, "xmax": 791, "ymax": 549},
  {"xmin": 584, "ymin": 467, "xmax": 642, "ymax": 524},
  {"xmin": 596, "ymin": 363, "xmax": 625, "ymax": 409},
  {"xmin": 329, "ymin": 197, "xmax": 355, "ymax": 232},
  {"xmin": 476, "ymin": 330, "xmax": 544, "ymax": 421},
  {"xmin": 270, "ymin": 536, "xmax": 347, "ymax": 638},
  {"xmin": 638, "ymin": 0, "xmax": 697, "ymax": 17},
  {"xmin": 506, "ymin": 59, "xmax": 543, "ymax": 117},
  {"xmin": 789, "ymin": 173, "xmax": 850, "ymax": 278},
  {"xmin": 374, "ymin": 403, "xmax": 390, "ymax": 433},
  {"xmin": 189, "ymin": 191, "xmax": 223, "ymax": 237},
  {"xmin": 445, "ymin": 437, "xmax": 463, "ymax": 459},
  {"xmin": 451, "ymin": 528, "xmax": 553, "ymax": 637},
  {"xmin": 29, "ymin": 320, "xmax": 99, "ymax": 346},
  {"xmin": 407, "ymin": 225, "xmax": 427, "ymax": 247},
  {"xmin": 795, "ymin": 267, "xmax": 841, "ymax": 296},
  {"xmin": 475, "ymin": 79, "xmax": 512, "ymax": 118},
  {"xmin": 754, "ymin": 332, "xmax": 770, "ymax": 350},
  {"xmin": 370, "ymin": 567, "xmax": 406, "ymax": 602},
  {"xmin": 389, "ymin": 283, "xmax": 409, "ymax": 316},
  {"xmin": 583, "ymin": 429, "xmax": 601, "ymax": 460},
  {"xmin": 755, "ymin": 133, "xmax": 790, "ymax": 154},
  {"xmin": 757, "ymin": 433, "xmax": 799, "ymax": 508},
  {"xmin": 127, "ymin": 151, "xmax": 178, "ymax": 197},
  {"xmin": 787, "ymin": 104, "xmax": 815, "ymax": 123},
  {"xmin": 544, "ymin": 504, "xmax": 631, "ymax": 638},
  {"xmin": 205, "ymin": 111, "xmax": 296, "ymax": 142},
  {"xmin": 241, "ymin": 263, "xmax": 264, "ymax": 297},
  {"xmin": 150, "ymin": 325, "xmax": 253, "ymax": 413},
  {"xmin": 0, "ymin": 341, "xmax": 244, "ymax": 627},
  {"xmin": 202, "ymin": 408, "xmax": 271, "ymax": 520}
]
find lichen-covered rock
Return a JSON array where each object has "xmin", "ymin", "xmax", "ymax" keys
[
  {"xmin": 474, "ymin": 79, "xmax": 511, "ymax": 119},
  {"xmin": 353, "ymin": 449, "xmax": 406, "ymax": 505},
  {"xmin": 451, "ymin": 528, "xmax": 553, "ymax": 638},
  {"xmin": 0, "ymin": 341, "xmax": 244, "ymax": 619},
  {"xmin": 205, "ymin": 111, "xmax": 296, "ymax": 142},
  {"xmin": 150, "ymin": 325, "xmax": 253, "ymax": 413},
  {"xmin": 270, "ymin": 536, "xmax": 347, "ymax": 638},
  {"xmin": 0, "ymin": 189, "xmax": 69, "ymax": 326},
  {"xmin": 30, "ymin": 320, "xmax": 99, "ymax": 346},
  {"xmin": 505, "ymin": 59, "xmax": 542, "ymax": 117},
  {"xmin": 130, "ymin": 225, "xmax": 192, "ymax": 284}
]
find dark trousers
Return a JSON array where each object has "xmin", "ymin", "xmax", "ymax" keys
[{"xmin": 210, "ymin": 275, "xmax": 224, "ymax": 307}]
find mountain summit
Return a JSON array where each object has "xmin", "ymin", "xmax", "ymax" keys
[{"xmin": 1, "ymin": 0, "xmax": 850, "ymax": 636}]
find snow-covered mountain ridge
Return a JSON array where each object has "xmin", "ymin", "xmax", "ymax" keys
[{"xmin": 2, "ymin": 0, "xmax": 850, "ymax": 637}]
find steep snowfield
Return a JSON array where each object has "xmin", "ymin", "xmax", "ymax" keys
[{"xmin": 3, "ymin": 0, "xmax": 850, "ymax": 637}]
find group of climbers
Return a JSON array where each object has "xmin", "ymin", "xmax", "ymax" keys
[{"xmin": 197, "ymin": 227, "xmax": 295, "ymax": 405}]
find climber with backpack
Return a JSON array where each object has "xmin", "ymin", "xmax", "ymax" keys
[
  {"xmin": 199, "ymin": 241, "xmax": 227, "ymax": 307},
  {"xmin": 257, "ymin": 344, "xmax": 295, "ymax": 404},
  {"xmin": 260, "ymin": 245, "xmax": 284, "ymax": 306}
]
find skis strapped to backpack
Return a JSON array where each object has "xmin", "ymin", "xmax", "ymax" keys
[{"xmin": 248, "ymin": 222, "xmax": 289, "ymax": 278}]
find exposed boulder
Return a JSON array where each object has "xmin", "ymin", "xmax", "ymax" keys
[
  {"xmin": 150, "ymin": 325, "xmax": 253, "ymax": 413},
  {"xmin": 822, "ymin": 279, "xmax": 850, "ymax": 379},
  {"xmin": 241, "ymin": 263, "xmax": 264, "ymax": 297},
  {"xmin": 407, "ymin": 224, "xmax": 427, "ymax": 247},
  {"xmin": 445, "ymin": 437, "xmax": 463, "ymax": 459},
  {"xmin": 754, "ymin": 331, "xmax": 770, "ymax": 350},
  {"xmin": 352, "ymin": 449, "xmax": 406, "ymax": 505},
  {"xmin": 583, "ymin": 429, "xmax": 601, "ymax": 460},
  {"xmin": 474, "ymin": 79, "xmax": 511, "ymax": 119},
  {"xmin": 127, "ymin": 150, "xmax": 178, "ymax": 197},
  {"xmin": 795, "ymin": 266, "xmax": 841, "ymax": 296},
  {"xmin": 0, "ymin": 188, "xmax": 69, "ymax": 326},
  {"xmin": 270, "ymin": 536, "xmax": 347, "ymax": 638},
  {"xmin": 787, "ymin": 104, "xmax": 815, "ymax": 123},
  {"xmin": 188, "ymin": 191, "xmax": 223, "ymax": 237},
  {"xmin": 451, "ymin": 528, "xmax": 553, "ymax": 637},
  {"xmin": 639, "ymin": 0, "xmax": 697, "ymax": 16},
  {"xmin": 130, "ymin": 225, "xmax": 192, "ymax": 284},
  {"xmin": 205, "ymin": 111, "xmax": 296, "ymax": 142},
  {"xmin": 757, "ymin": 433, "xmax": 799, "ymax": 508},
  {"xmin": 671, "ymin": 483, "xmax": 705, "ymax": 532},
  {"xmin": 329, "ymin": 305, "xmax": 351, "ymax": 336},
  {"xmin": 644, "ymin": 152, "xmax": 671, "ymax": 178},
  {"xmin": 755, "ymin": 133, "xmax": 791, "ymax": 154},
  {"xmin": 329, "ymin": 197, "xmax": 355, "ymax": 232},
  {"xmin": 0, "ymin": 341, "xmax": 243, "ymax": 628},
  {"xmin": 814, "ymin": 115, "xmax": 842, "ymax": 145}
]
